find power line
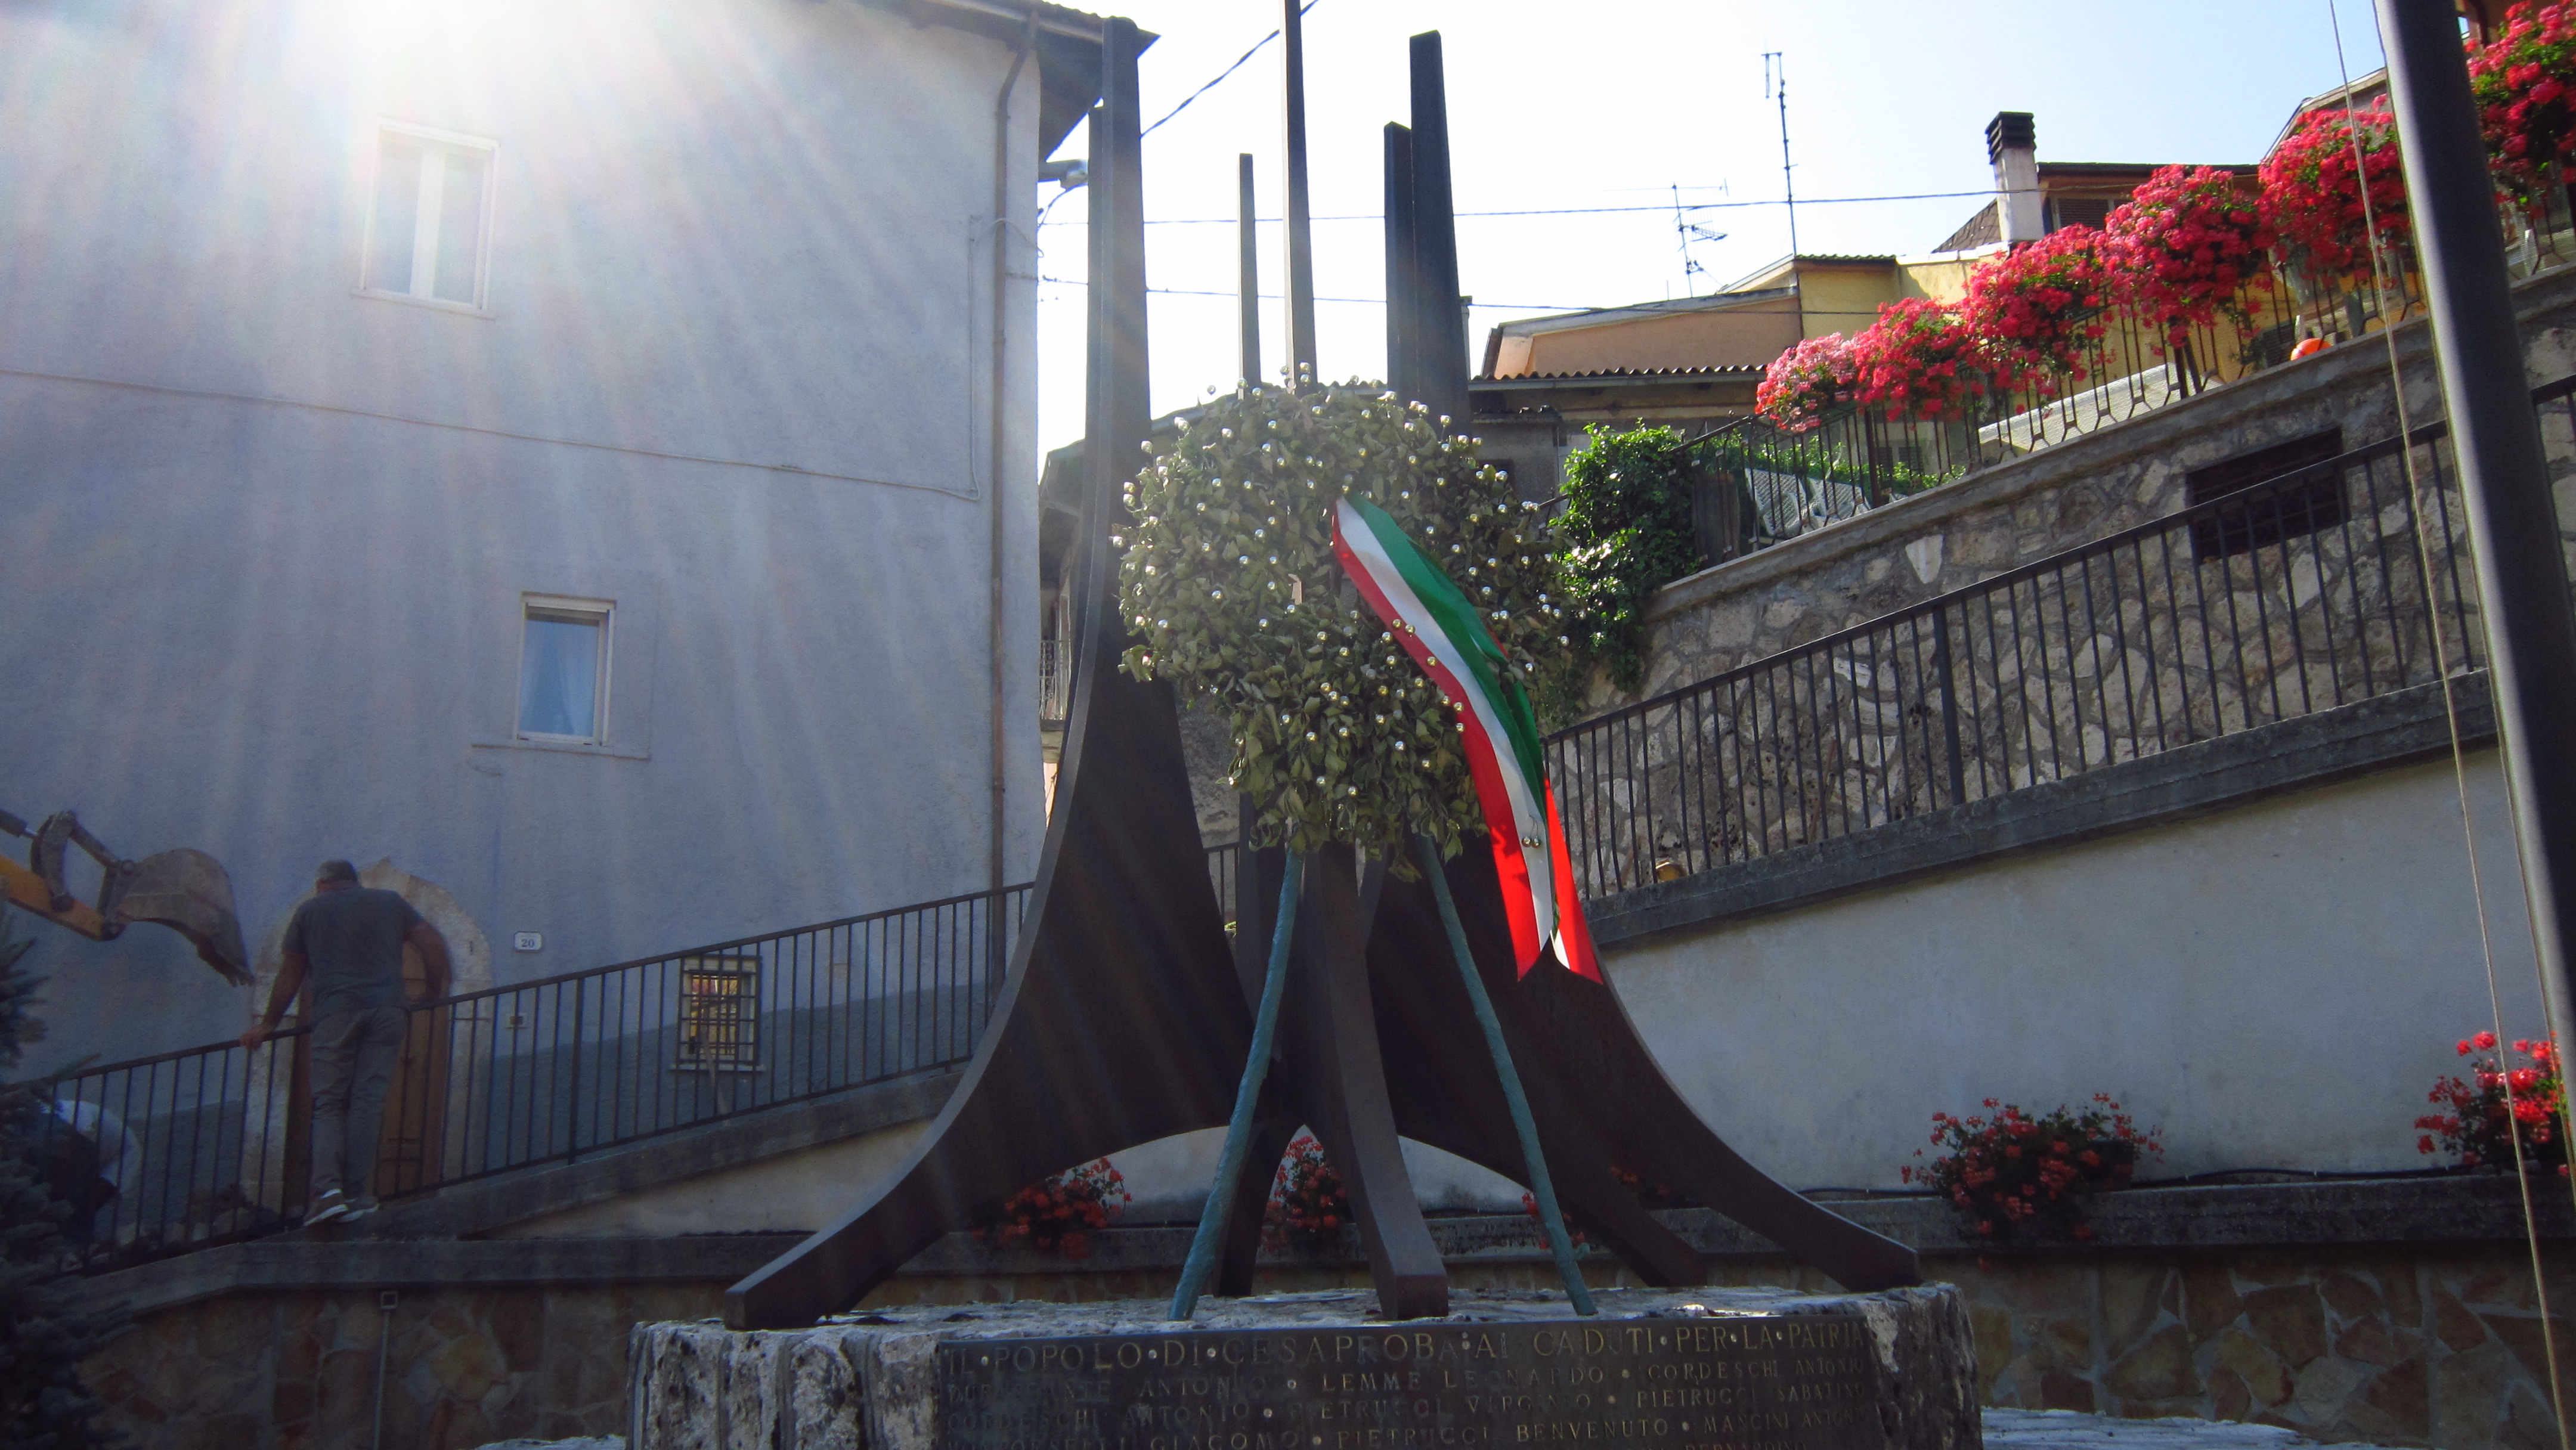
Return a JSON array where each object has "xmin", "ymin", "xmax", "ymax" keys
[
  {"xmin": 1039, "ymin": 189, "xmax": 2006, "ymax": 228},
  {"xmin": 1038, "ymin": 277, "xmax": 1615, "ymax": 311},
  {"xmin": 1140, "ymin": 1, "xmax": 1320, "ymax": 138}
]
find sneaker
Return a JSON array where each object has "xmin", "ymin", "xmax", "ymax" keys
[
  {"xmin": 344, "ymin": 1197, "xmax": 381, "ymax": 1222},
  {"xmin": 304, "ymin": 1189, "xmax": 354, "ymax": 1227}
]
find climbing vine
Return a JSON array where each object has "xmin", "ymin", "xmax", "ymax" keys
[
  {"xmin": 1553, "ymin": 425, "xmax": 1705, "ymax": 697},
  {"xmin": 1117, "ymin": 383, "xmax": 1568, "ymax": 860}
]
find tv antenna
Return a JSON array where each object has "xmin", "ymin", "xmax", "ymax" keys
[
  {"xmin": 1764, "ymin": 52, "xmax": 1798, "ymax": 262},
  {"xmin": 1671, "ymin": 185, "xmax": 1727, "ymax": 295}
]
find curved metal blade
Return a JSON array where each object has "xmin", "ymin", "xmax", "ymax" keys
[{"xmin": 111, "ymin": 848, "xmax": 251, "ymax": 985}]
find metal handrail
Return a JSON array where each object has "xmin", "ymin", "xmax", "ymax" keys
[{"xmin": 45, "ymin": 842, "xmax": 1241, "ymax": 1271}]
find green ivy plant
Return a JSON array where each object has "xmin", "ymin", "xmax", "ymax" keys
[
  {"xmin": 1118, "ymin": 383, "xmax": 1568, "ymax": 861},
  {"xmin": 1554, "ymin": 424, "xmax": 1705, "ymax": 695}
]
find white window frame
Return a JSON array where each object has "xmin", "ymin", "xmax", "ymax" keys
[
  {"xmin": 358, "ymin": 120, "xmax": 499, "ymax": 315},
  {"xmin": 515, "ymin": 594, "xmax": 613, "ymax": 745}
]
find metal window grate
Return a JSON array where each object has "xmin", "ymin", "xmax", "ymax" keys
[
  {"xmin": 2187, "ymin": 430, "xmax": 2348, "ymax": 560},
  {"xmin": 676, "ymin": 958, "xmax": 761, "ymax": 1070}
]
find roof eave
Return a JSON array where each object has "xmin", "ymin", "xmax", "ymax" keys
[{"xmin": 852, "ymin": 0, "xmax": 1154, "ymax": 157}]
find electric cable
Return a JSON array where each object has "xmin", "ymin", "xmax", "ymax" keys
[
  {"xmin": 1141, "ymin": 1, "xmax": 1320, "ymax": 139},
  {"xmin": 1043, "ymin": 188, "xmax": 2030, "ymax": 230},
  {"xmin": 1036, "ymin": 275, "xmax": 1613, "ymax": 312}
]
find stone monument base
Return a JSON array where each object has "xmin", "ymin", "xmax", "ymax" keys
[{"xmin": 628, "ymin": 1285, "xmax": 1979, "ymax": 1450}]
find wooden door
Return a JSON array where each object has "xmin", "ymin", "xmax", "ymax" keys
[{"xmin": 278, "ymin": 942, "xmax": 450, "ymax": 1203}]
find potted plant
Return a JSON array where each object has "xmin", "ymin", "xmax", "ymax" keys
[
  {"xmin": 1848, "ymin": 298, "xmax": 1999, "ymax": 422},
  {"xmin": 2470, "ymin": 1, "xmax": 2576, "ymax": 255},
  {"xmin": 1904, "ymin": 1095, "xmax": 2163, "ymax": 1242},
  {"xmin": 2259, "ymin": 105, "xmax": 2412, "ymax": 284},
  {"xmin": 1958, "ymin": 226, "xmax": 2117, "ymax": 394},
  {"xmin": 2418, "ymin": 1031, "xmax": 2569, "ymax": 1175},
  {"xmin": 1755, "ymin": 331, "xmax": 1859, "ymax": 432},
  {"xmin": 970, "ymin": 1157, "xmax": 1130, "ymax": 1259},
  {"xmin": 1261, "ymin": 1132, "xmax": 1349, "ymax": 1251},
  {"xmin": 2104, "ymin": 165, "xmax": 2277, "ymax": 347}
]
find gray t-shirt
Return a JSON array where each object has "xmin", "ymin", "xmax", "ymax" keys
[{"xmin": 284, "ymin": 887, "xmax": 423, "ymax": 1019}]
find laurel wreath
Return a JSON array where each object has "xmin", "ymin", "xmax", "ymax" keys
[{"xmin": 1116, "ymin": 384, "xmax": 1568, "ymax": 859}]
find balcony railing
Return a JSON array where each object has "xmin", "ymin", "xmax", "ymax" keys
[{"xmin": 1543, "ymin": 374, "xmax": 2576, "ymax": 901}]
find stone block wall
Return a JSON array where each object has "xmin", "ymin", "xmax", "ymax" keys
[
  {"xmin": 1622, "ymin": 267, "xmax": 2576, "ymax": 713},
  {"xmin": 1930, "ymin": 1244, "xmax": 2574, "ymax": 1450},
  {"xmin": 75, "ymin": 1231, "xmax": 2576, "ymax": 1449},
  {"xmin": 84, "ymin": 1280, "xmax": 719, "ymax": 1449}
]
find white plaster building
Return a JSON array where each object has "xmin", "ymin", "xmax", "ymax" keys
[{"xmin": 0, "ymin": 0, "xmax": 1106, "ymax": 1064}]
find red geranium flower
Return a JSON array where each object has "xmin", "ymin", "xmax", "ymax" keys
[
  {"xmin": 1909, "ymin": 1095, "xmax": 2161, "ymax": 1243},
  {"xmin": 2259, "ymin": 105, "xmax": 2412, "ymax": 280},
  {"xmin": 1755, "ymin": 331, "xmax": 1860, "ymax": 432},
  {"xmin": 1847, "ymin": 298, "xmax": 1999, "ymax": 421},
  {"xmin": 2420, "ymin": 1031, "xmax": 2569, "ymax": 1173},
  {"xmin": 1959, "ymin": 227, "xmax": 2118, "ymax": 392},
  {"xmin": 2471, "ymin": 2, "xmax": 2576, "ymax": 212},
  {"xmin": 2103, "ymin": 165, "xmax": 2275, "ymax": 346}
]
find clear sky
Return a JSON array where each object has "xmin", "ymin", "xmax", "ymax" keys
[{"xmin": 1030, "ymin": 0, "xmax": 2395, "ymax": 458}]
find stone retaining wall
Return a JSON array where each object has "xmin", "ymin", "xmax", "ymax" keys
[
  {"xmin": 76, "ymin": 1229, "xmax": 2575, "ymax": 1450},
  {"xmin": 85, "ymin": 1281, "xmax": 717, "ymax": 1450},
  {"xmin": 1621, "ymin": 267, "xmax": 2576, "ymax": 712}
]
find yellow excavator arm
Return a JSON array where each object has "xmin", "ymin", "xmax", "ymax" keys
[{"xmin": 0, "ymin": 809, "xmax": 250, "ymax": 985}]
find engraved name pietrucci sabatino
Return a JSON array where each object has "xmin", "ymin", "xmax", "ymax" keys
[{"xmin": 936, "ymin": 1314, "xmax": 1887, "ymax": 1450}]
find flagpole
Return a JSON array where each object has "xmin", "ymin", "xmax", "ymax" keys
[
  {"xmin": 1171, "ymin": 851, "xmax": 1308, "ymax": 1319},
  {"xmin": 1416, "ymin": 836, "xmax": 1597, "ymax": 1315}
]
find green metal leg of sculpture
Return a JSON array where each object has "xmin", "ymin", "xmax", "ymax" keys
[
  {"xmin": 1416, "ymin": 836, "xmax": 1595, "ymax": 1315},
  {"xmin": 1171, "ymin": 852, "xmax": 1306, "ymax": 1319}
]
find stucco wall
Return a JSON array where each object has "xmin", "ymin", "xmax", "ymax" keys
[
  {"xmin": 0, "ymin": 0, "xmax": 1047, "ymax": 1066},
  {"xmin": 1605, "ymin": 755, "xmax": 2548, "ymax": 1189}
]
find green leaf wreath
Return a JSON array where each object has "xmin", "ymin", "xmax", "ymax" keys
[{"xmin": 1117, "ymin": 383, "xmax": 1569, "ymax": 861}]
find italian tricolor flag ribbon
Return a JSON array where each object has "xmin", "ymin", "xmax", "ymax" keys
[{"xmin": 1332, "ymin": 495, "xmax": 1602, "ymax": 982}]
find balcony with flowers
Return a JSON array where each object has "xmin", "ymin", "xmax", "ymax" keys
[{"xmin": 1705, "ymin": 4, "xmax": 2576, "ymax": 556}]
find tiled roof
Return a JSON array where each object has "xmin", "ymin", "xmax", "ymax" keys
[{"xmin": 1474, "ymin": 365, "xmax": 1763, "ymax": 384}]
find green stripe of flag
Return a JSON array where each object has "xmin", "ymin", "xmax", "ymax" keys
[{"xmin": 1346, "ymin": 497, "xmax": 1549, "ymax": 802}]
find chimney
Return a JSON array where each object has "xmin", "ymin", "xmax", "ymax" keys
[{"xmin": 1986, "ymin": 111, "xmax": 2042, "ymax": 245}]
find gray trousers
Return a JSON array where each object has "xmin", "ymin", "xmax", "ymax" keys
[{"xmin": 310, "ymin": 1004, "xmax": 408, "ymax": 1198}]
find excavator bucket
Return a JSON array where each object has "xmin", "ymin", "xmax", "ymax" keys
[{"xmin": 110, "ymin": 848, "xmax": 251, "ymax": 986}]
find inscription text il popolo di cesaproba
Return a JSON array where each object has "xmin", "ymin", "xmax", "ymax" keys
[{"xmin": 939, "ymin": 1316, "xmax": 1883, "ymax": 1450}]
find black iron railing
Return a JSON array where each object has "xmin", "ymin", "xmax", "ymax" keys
[
  {"xmin": 45, "ymin": 840, "xmax": 1243, "ymax": 1270},
  {"xmin": 1544, "ymin": 376, "xmax": 2576, "ymax": 900},
  {"xmin": 1694, "ymin": 254, "xmax": 2436, "ymax": 557}
]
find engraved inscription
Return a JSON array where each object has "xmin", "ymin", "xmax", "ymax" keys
[{"xmin": 936, "ymin": 1316, "xmax": 1884, "ymax": 1450}]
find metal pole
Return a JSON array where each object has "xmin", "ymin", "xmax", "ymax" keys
[
  {"xmin": 1238, "ymin": 153, "xmax": 1262, "ymax": 387},
  {"xmin": 1281, "ymin": 0, "xmax": 1318, "ymax": 383},
  {"xmin": 1407, "ymin": 33, "xmax": 1469, "ymax": 429},
  {"xmin": 1415, "ymin": 839, "xmax": 1596, "ymax": 1316},
  {"xmin": 2379, "ymin": 0, "xmax": 2576, "ymax": 1039},
  {"xmin": 1171, "ymin": 853, "xmax": 1306, "ymax": 1319},
  {"xmin": 1381, "ymin": 122, "xmax": 1417, "ymax": 407},
  {"xmin": 987, "ymin": 17, "xmax": 1035, "ymax": 902}
]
